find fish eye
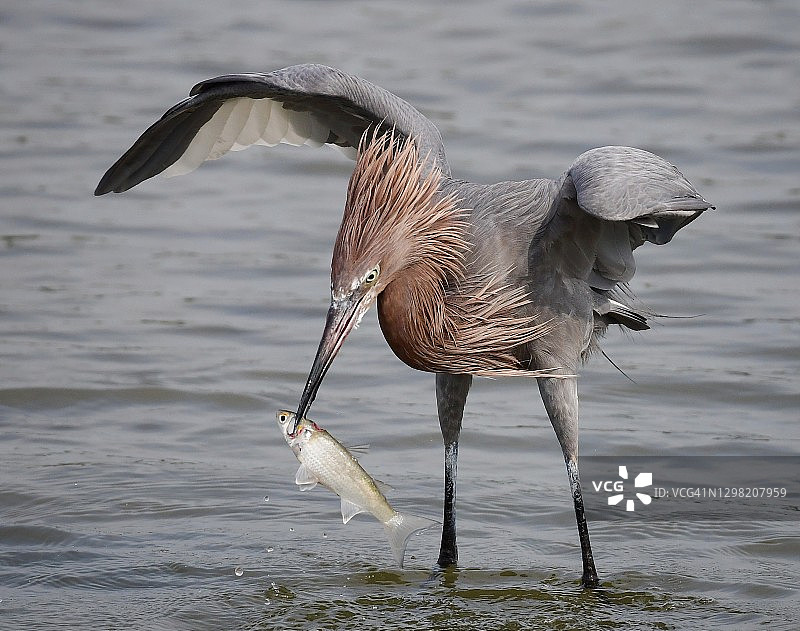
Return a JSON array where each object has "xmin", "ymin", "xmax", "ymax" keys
[
  {"xmin": 278, "ymin": 412, "xmax": 289, "ymax": 424},
  {"xmin": 364, "ymin": 265, "xmax": 380, "ymax": 286}
]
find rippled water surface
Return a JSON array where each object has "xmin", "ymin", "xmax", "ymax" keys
[{"xmin": 2, "ymin": 1, "xmax": 799, "ymax": 629}]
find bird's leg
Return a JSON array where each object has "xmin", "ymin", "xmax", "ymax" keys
[
  {"xmin": 435, "ymin": 372, "xmax": 472, "ymax": 568},
  {"xmin": 565, "ymin": 456, "xmax": 599, "ymax": 587},
  {"xmin": 537, "ymin": 376, "xmax": 600, "ymax": 588}
]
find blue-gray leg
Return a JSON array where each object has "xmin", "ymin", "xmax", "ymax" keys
[
  {"xmin": 538, "ymin": 376, "xmax": 599, "ymax": 588},
  {"xmin": 435, "ymin": 372, "xmax": 472, "ymax": 567}
]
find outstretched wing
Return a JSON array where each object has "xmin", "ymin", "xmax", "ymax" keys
[
  {"xmin": 95, "ymin": 64, "xmax": 448, "ymax": 195},
  {"xmin": 542, "ymin": 146, "xmax": 713, "ymax": 329}
]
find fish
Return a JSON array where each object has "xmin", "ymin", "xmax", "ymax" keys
[{"xmin": 276, "ymin": 410, "xmax": 437, "ymax": 567}]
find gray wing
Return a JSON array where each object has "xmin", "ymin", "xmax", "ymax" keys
[
  {"xmin": 95, "ymin": 64, "xmax": 448, "ymax": 195},
  {"xmin": 543, "ymin": 146, "xmax": 714, "ymax": 329}
]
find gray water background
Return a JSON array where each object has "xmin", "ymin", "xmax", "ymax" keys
[{"xmin": 1, "ymin": 1, "xmax": 798, "ymax": 629}]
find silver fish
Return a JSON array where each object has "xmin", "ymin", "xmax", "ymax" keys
[{"xmin": 276, "ymin": 410, "xmax": 437, "ymax": 567}]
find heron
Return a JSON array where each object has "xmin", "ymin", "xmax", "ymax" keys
[{"xmin": 95, "ymin": 64, "xmax": 712, "ymax": 586}]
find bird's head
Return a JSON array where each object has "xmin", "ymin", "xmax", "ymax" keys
[{"xmin": 292, "ymin": 130, "xmax": 466, "ymax": 431}]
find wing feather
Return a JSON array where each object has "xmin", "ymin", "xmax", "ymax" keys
[
  {"xmin": 534, "ymin": 145, "xmax": 713, "ymax": 329},
  {"xmin": 95, "ymin": 64, "xmax": 448, "ymax": 195},
  {"xmin": 162, "ymin": 99, "xmax": 237, "ymax": 176},
  {"xmin": 232, "ymin": 99, "xmax": 266, "ymax": 149},
  {"xmin": 566, "ymin": 145, "xmax": 713, "ymax": 223}
]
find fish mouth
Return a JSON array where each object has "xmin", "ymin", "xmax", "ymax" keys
[{"xmin": 293, "ymin": 296, "xmax": 367, "ymax": 434}]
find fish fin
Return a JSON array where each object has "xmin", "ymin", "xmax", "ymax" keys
[
  {"xmin": 295, "ymin": 464, "xmax": 319, "ymax": 491},
  {"xmin": 382, "ymin": 512, "xmax": 439, "ymax": 568},
  {"xmin": 374, "ymin": 478, "xmax": 395, "ymax": 494},
  {"xmin": 340, "ymin": 498, "xmax": 366, "ymax": 524},
  {"xmin": 346, "ymin": 443, "xmax": 370, "ymax": 455}
]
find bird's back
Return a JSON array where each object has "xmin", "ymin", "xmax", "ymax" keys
[
  {"xmin": 435, "ymin": 147, "xmax": 711, "ymax": 371},
  {"xmin": 440, "ymin": 177, "xmax": 559, "ymax": 282}
]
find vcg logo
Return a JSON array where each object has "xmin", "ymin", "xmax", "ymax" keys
[{"xmin": 592, "ymin": 465, "xmax": 653, "ymax": 512}]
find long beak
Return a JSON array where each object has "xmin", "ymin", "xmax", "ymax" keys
[{"xmin": 293, "ymin": 297, "xmax": 364, "ymax": 434}]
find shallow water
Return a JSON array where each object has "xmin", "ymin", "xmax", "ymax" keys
[{"xmin": 1, "ymin": 1, "xmax": 799, "ymax": 629}]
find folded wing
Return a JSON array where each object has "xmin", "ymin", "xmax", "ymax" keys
[{"xmin": 543, "ymin": 146, "xmax": 714, "ymax": 329}]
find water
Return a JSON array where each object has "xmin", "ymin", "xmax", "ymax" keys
[{"xmin": 1, "ymin": 1, "xmax": 798, "ymax": 629}]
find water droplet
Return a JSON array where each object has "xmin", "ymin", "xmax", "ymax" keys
[
  {"xmin": 234, "ymin": 567, "xmax": 244, "ymax": 577},
  {"xmin": 271, "ymin": 581, "xmax": 278, "ymax": 592},
  {"xmin": 264, "ymin": 598, "xmax": 271, "ymax": 605},
  {"xmin": 289, "ymin": 527, "xmax": 294, "ymax": 532},
  {"xmin": 266, "ymin": 546, "xmax": 274, "ymax": 553},
  {"xmin": 263, "ymin": 495, "xmax": 269, "ymax": 502}
]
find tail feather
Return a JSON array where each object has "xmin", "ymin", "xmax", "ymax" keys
[
  {"xmin": 382, "ymin": 512, "xmax": 438, "ymax": 568},
  {"xmin": 606, "ymin": 298, "xmax": 649, "ymax": 331}
]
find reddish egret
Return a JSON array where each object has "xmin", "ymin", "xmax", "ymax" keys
[{"xmin": 96, "ymin": 64, "xmax": 712, "ymax": 585}]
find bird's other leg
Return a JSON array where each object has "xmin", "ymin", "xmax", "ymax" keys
[
  {"xmin": 435, "ymin": 372, "xmax": 472, "ymax": 568},
  {"xmin": 537, "ymin": 376, "xmax": 600, "ymax": 588}
]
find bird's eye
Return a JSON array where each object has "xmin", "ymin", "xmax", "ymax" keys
[{"xmin": 364, "ymin": 265, "xmax": 380, "ymax": 286}]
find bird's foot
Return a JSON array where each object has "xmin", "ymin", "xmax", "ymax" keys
[
  {"xmin": 581, "ymin": 569, "xmax": 600, "ymax": 589},
  {"xmin": 426, "ymin": 561, "xmax": 459, "ymax": 588},
  {"xmin": 436, "ymin": 547, "xmax": 457, "ymax": 569}
]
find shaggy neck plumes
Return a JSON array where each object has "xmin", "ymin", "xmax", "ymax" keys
[
  {"xmin": 337, "ymin": 130, "xmax": 556, "ymax": 377},
  {"xmin": 378, "ymin": 262, "xmax": 556, "ymax": 376}
]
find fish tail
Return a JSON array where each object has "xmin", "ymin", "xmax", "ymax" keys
[{"xmin": 382, "ymin": 512, "xmax": 438, "ymax": 568}]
